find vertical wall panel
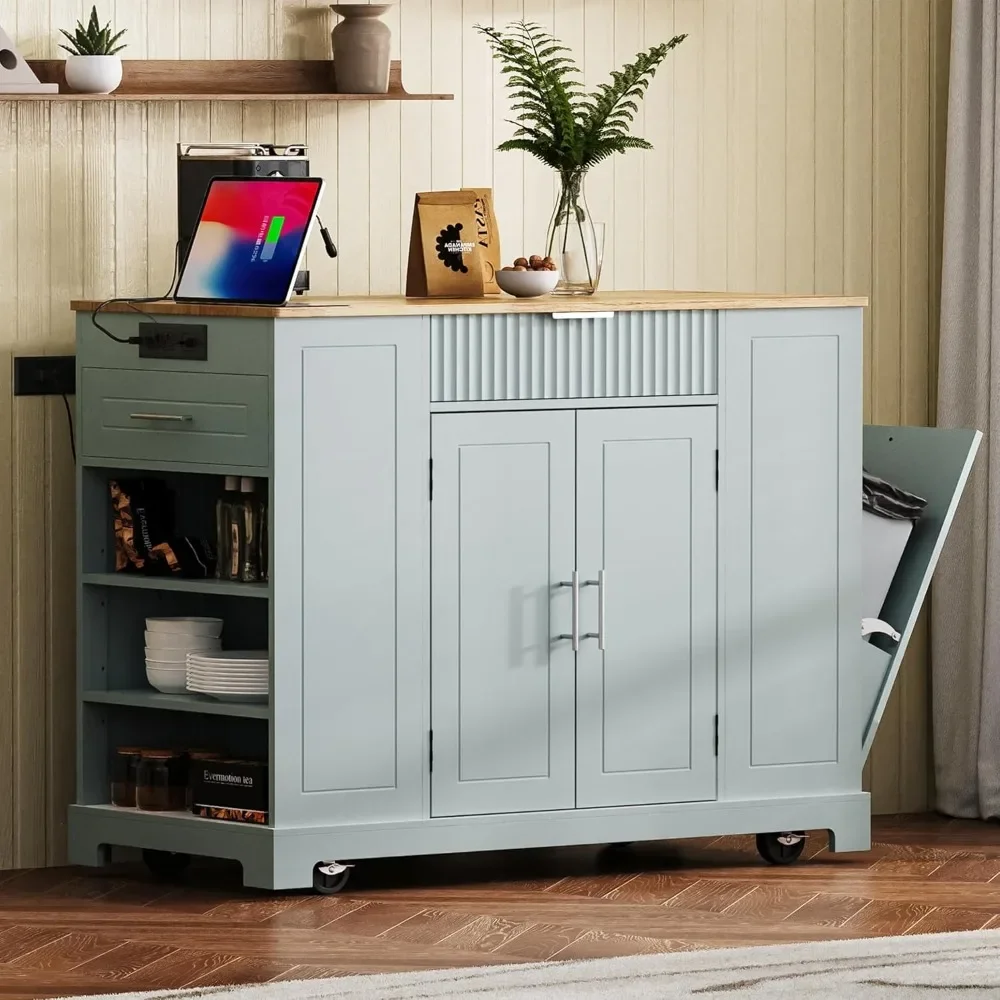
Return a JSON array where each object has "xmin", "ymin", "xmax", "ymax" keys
[
  {"xmin": 643, "ymin": 0, "xmax": 674, "ymax": 290},
  {"xmin": 0, "ymin": 101, "xmax": 16, "ymax": 871},
  {"xmin": 869, "ymin": 0, "xmax": 905, "ymax": 816},
  {"xmin": 898, "ymin": 2, "xmax": 932, "ymax": 815},
  {"xmin": 0, "ymin": 0, "xmax": 955, "ymax": 867},
  {"xmin": 784, "ymin": 0, "xmax": 815, "ymax": 294},
  {"xmin": 672, "ymin": 0, "xmax": 700, "ymax": 291},
  {"xmin": 814, "ymin": 0, "xmax": 845, "ymax": 295}
]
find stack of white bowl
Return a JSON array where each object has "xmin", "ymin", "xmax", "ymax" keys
[{"xmin": 145, "ymin": 617, "xmax": 224, "ymax": 694}]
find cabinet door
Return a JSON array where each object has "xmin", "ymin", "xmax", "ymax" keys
[
  {"xmin": 431, "ymin": 411, "xmax": 576, "ymax": 817},
  {"xmin": 719, "ymin": 308, "xmax": 862, "ymax": 799},
  {"xmin": 576, "ymin": 407, "xmax": 718, "ymax": 807},
  {"xmin": 272, "ymin": 317, "xmax": 429, "ymax": 827}
]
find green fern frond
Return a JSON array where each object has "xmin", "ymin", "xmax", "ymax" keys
[{"xmin": 478, "ymin": 20, "xmax": 685, "ymax": 172}]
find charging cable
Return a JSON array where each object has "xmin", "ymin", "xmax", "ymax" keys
[{"xmin": 91, "ymin": 240, "xmax": 182, "ymax": 345}]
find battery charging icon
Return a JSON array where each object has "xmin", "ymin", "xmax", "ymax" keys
[{"xmin": 260, "ymin": 216, "xmax": 285, "ymax": 262}]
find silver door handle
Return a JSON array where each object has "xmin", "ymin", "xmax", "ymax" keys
[
  {"xmin": 550, "ymin": 312, "xmax": 615, "ymax": 321},
  {"xmin": 581, "ymin": 570, "xmax": 606, "ymax": 650},
  {"xmin": 556, "ymin": 570, "xmax": 579, "ymax": 651},
  {"xmin": 129, "ymin": 412, "xmax": 193, "ymax": 422}
]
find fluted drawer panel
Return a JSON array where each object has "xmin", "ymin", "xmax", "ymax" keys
[{"xmin": 430, "ymin": 310, "xmax": 718, "ymax": 402}]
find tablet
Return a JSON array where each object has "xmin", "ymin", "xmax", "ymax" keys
[{"xmin": 175, "ymin": 177, "xmax": 325, "ymax": 306}]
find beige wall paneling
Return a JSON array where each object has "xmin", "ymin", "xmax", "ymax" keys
[
  {"xmin": 492, "ymin": 0, "xmax": 524, "ymax": 268},
  {"xmin": 399, "ymin": 0, "xmax": 432, "ymax": 288},
  {"xmin": 583, "ymin": 0, "xmax": 615, "ymax": 281},
  {"xmin": 301, "ymin": 2, "xmax": 334, "ymax": 294},
  {"xmin": 521, "ymin": 0, "xmax": 553, "ymax": 259},
  {"xmin": 698, "ymin": 0, "xmax": 728, "ymax": 293},
  {"xmin": 898, "ymin": 1, "xmax": 932, "ymax": 815},
  {"xmin": 613, "ymin": 0, "xmax": 646, "ymax": 289},
  {"xmin": 0, "ymin": 98, "xmax": 16, "ymax": 871},
  {"xmin": 869, "ymin": 0, "xmax": 905, "ymax": 815},
  {"xmin": 368, "ymin": 2, "xmax": 401, "ymax": 295},
  {"xmin": 644, "ymin": 0, "xmax": 675, "ymax": 290},
  {"xmin": 0, "ymin": 2, "xmax": 955, "ymax": 867},
  {"xmin": 14, "ymin": 99, "xmax": 50, "ymax": 869},
  {"xmin": 46, "ymin": 97, "xmax": 82, "ymax": 866},
  {"xmin": 728, "ymin": 0, "xmax": 758, "ymax": 293}
]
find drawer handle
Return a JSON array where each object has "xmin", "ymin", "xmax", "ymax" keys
[
  {"xmin": 129, "ymin": 412, "xmax": 193, "ymax": 423},
  {"xmin": 555, "ymin": 570, "xmax": 580, "ymax": 651},
  {"xmin": 551, "ymin": 312, "xmax": 616, "ymax": 321},
  {"xmin": 581, "ymin": 569, "xmax": 606, "ymax": 651}
]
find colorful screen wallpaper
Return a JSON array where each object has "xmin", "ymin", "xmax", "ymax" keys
[{"xmin": 176, "ymin": 178, "xmax": 323, "ymax": 303}]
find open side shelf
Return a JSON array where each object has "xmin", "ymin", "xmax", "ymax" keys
[
  {"xmin": 83, "ymin": 689, "xmax": 269, "ymax": 719},
  {"xmin": 83, "ymin": 572, "xmax": 269, "ymax": 599},
  {"xmin": 19, "ymin": 59, "xmax": 453, "ymax": 102},
  {"xmin": 860, "ymin": 424, "xmax": 982, "ymax": 759}
]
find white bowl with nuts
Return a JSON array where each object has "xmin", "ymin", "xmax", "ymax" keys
[{"xmin": 496, "ymin": 255, "xmax": 560, "ymax": 297}]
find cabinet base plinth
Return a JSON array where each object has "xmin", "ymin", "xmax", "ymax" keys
[{"xmin": 69, "ymin": 793, "xmax": 871, "ymax": 892}]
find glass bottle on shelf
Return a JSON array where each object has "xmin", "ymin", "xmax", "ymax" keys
[
  {"xmin": 239, "ymin": 477, "xmax": 265, "ymax": 583},
  {"xmin": 215, "ymin": 475, "xmax": 241, "ymax": 581}
]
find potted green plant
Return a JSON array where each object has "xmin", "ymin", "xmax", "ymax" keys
[
  {"xmin": 477, "ymin": 21, "xmax": 685, "ymax": 295},
  {"xmin": 59, "ymin": 5, "xmax": 127, "ymax": 95}
]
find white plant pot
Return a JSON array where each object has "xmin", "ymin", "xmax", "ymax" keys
[{"xmin": 64, "ymin": 55, "xmax": 123, "ymax": 95}]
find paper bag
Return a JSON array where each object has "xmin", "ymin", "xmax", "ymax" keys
[
  {"xmin": 406, "ymin": 190, "xmax": 486, "ymax": 298},
  {"xmin": 464, "ymin": 187, "xmax": 501, "ymax": 295}
]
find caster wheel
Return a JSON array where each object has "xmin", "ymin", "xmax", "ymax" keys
[
  {"xmin": 142, "ymin": 849, "xmax": 192, "ymax": 880},
  {"xmin": 313, "ymin": 861, "xmax": 352, "ymax": 895},
  {"xmin": 756, "ymin": 832, "xmax": 806, "ymax": 866}
]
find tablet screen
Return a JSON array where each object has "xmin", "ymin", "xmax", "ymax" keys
[{"xmin": 175, "ymin": 177, "xmax": 324, "ymax": 305}]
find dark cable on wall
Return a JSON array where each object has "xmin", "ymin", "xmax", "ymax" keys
[{"xmin": 61, "ymin": 393, "xmax": 76, "ymax": 462}]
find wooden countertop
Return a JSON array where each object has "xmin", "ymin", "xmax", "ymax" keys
[{"xmin": 70, "ymin": 290, "xmax": 868, "ymax": 318}]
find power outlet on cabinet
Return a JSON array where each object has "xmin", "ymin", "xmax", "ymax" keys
[
  {"xmin": 13, "ymin": 355, "xmax": 75, "ymax": 396},
  {"xmin": 138, "ymin": 322, "xmax": 208, "ymax": 361}
]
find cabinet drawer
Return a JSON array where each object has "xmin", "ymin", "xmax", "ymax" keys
[
  {"xmin": 430, "ymin": 310, "xmax": 718, "ymax": 402},
  {"xmin": 80, "ymin": 368, "xmax": 269, "ymax": 468}
]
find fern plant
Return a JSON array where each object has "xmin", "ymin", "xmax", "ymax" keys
[
  {"xmin": 59, "ymin": 5, "xmax": 127, "ymax": 56},
  {"xmin": 476, "ymin": 21, "xmax": 685, "ymax": 292}
]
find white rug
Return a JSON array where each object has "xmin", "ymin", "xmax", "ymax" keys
[{"xmin": 57, "ymin": 929, "xmax": 1000, "ymax": 999}]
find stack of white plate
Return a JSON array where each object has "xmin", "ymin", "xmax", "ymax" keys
[
  {"xmin": 186, "ymin": 650, "xmax": 269, "ymax": 704},
  {"xmin": 145, "ymin": 618, "xmax": 223, "ymax": 694}
]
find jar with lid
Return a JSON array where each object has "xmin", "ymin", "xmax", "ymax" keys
[
  {"xmin": 136, "ymin": 750, "xmax": 188, "ymax": 811},
  {"xmin": 110, "ymin": 747, "xmax": 143, "ymax": 807}
]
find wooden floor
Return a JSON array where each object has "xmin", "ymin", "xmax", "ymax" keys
[{"xmin": 2, "ymin": 815, "xmax": 1000, "ymax": 998}]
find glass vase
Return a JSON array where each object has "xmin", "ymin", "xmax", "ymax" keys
[{"xmin": 545, "ymin": 169, "xmax": 605, "ymax": 295}]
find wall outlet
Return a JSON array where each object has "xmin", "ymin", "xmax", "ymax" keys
[{"xmin": 13, "ymin": 355, "xmax": 75, "ymax": 396}]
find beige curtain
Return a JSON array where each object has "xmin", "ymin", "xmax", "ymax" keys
[{"xmin": 933, "ymin": 0, "xmax": 1000, "ymax": 818}]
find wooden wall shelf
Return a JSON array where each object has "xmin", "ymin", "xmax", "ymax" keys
[{"xmin": 11, "ymin": 59, "xmax": 452, "ymax": 101}]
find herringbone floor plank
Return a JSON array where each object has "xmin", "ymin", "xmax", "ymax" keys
[{"xmin": 0, "ymin": 816, "xmax": 999, "ymax": 997}]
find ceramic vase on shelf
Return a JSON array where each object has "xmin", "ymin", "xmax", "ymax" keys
[
  {"xmin": 545, "ymin": 169, "xmax": 605, "ymax": 296},
  {"xmin": 330, "ymin": 4, "xmax": 393, "ymax": 95},
  {"xmin": 64, "ymin": 54, "xmax": 122, "ymax": 94}
]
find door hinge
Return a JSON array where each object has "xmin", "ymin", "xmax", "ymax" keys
[
  {"xmin": 429, "ymin": 458, "xmax": 433, "ymax": 502},
  {"xmin": 429, "ymin": 729, "xmax": 434, "ymax": 772},
  {"xmin": 715, "ymin": 450, "xmax": 719, "ymax": 491},
  {"xmin": 713, "ymin": 714, "xmax": 719, "ymax": 756}
]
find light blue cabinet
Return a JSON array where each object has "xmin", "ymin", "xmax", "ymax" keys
[
  {"xmin": 430, "ymin": 411, "xmax": 577, "ymax": 817},
  {"xmin": 68, "ymin": 299, "xmax": 980, "ymax": 891},
  {"xmin": 576, "ymin": 407, "xmax": 718, "ymax": 808}
]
